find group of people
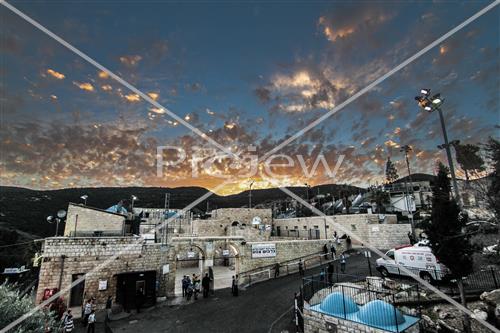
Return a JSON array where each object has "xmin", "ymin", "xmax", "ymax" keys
[{"xmin": 182, "ymin": 272, "xmax": 213, "ymax": 301}]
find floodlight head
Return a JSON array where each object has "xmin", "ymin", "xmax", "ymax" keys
[
  {"xmin": 47, "ymin": 216, "xmax": 54, "ymax": 223},
  {"xmin": 131, "ymin": 195, "xmax": 138, "ymax": 201},
  {"xmin": 424, "ymin": 106, "xmax": 432, "ymax": 111},
  {"xmin": 57, "ymin": 210, "xmax": 67, "ymax": 219},
  {"xmin": 80, "ymin": 194, "xmax": 88, "ymax": 200},
  {"xmin": 420, "ymin": 89, "xmax": 430, "ymax": 96}
]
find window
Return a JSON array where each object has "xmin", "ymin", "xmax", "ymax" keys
[
  {"xmin": 387, "ymin": 251, "xmax": 395, "ymax": 260},
  {"xmin": 314, "ymin": 225, "xmax": 319, "ymax": 229},
  {"xmin": 351, "ymin": 224, "xmax": 357, "ymax": 231},
  {"xmin": 303, "ymin": 226, "xmax": 307, "ymax": 230},
  {"xmin": 294, "ymin": 226, "xmax": 299, "ymax": 229}
]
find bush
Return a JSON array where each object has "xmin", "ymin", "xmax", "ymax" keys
[{"xmin": 0, "ymin": 282, "xmax": 58, "ymax": 333}]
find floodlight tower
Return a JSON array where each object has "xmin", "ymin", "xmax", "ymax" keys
[{"xmin": 415, "ymin": 89, "xmax": 461, "ymax": 205}]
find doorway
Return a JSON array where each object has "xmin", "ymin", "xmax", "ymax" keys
[{"xmin": 70, "ymin": 274, "xmax": 85, "ymax": 307}]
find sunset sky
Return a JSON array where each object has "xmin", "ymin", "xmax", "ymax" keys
[{"xmin": 1, "ymin": 1, "xmax": 498, "ymax": 194}]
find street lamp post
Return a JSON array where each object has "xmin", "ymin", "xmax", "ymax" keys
[
  {"xmin": 249, "ymin": 181, "xmax": 255, "ymax": 208},
  {"xmin": 80, "ymin": 194, "xmax": 88, "ymax": 205},
  {"xmin": 400, "ymin": 145, "xmax": 415, "ymax": 237},
  {"xmin": 415, "ymin": 89, "xmax": 461, "ymax": 205},
  {"xmin": 131, "ymin": 195, "xmax": 138, "ymax": 210}
]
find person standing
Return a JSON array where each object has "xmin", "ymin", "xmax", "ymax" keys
[
  {"xmin": 202, "ymin": 273, "xmax": 210, "ymax": 298},
  {"xmin": 83, "ymin": 299, "xmax": 92, "ymax": 327},
  {"xmin": 231, "ymin": 275, "xmax": 239, "ymax": 296},
  {"xmin": 181, "ymin": 276, "xmax": 188, "ymax": 297},
  {"xmin": 274, "ymin": 263, "xmax": 280, "ymax": 278},
  {"xmin": 340, "ymin": 253, "xmax": 346, "ymax": 273},
  {"xmin": 186, "ymin": 280, "xmax": 194, "ymax": 301},
  {"xmin": 330, "ymin": 243, "xmax": 336, "ymax": 259},
  {"xmin": 323, "ymin": 244, "xmax": 328, "ymax": 256},
  {"xmin": 87, "ymin": 310, "xmax": 96, "ymax": 333},
  {"xmin": 63, "ymin": 314, "xmax": 74, "ymax": 333},
  {"xmin": 327, "ymin": 263, "xmax": 334, "ymax": 284},
  {"xmin": 298, "ymin": 259, "xmax": 304, "ymax": 276},
  {"xmin": 193, "ymin": 275, "xmax": 201, "ymax": 300},
  {"xmin": 346, "ymin": 236, "xmax": 352, "ymax": 250}
]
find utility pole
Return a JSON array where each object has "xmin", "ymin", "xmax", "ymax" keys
[
  {"xmin": 163, "ymin": 193, "xmax": 170, "ymax": 244},
  {"xmin": 401, "ymin": 145, "xmax": 415, "ymax": 238},
  {"xmin": 249, "ymin": 180, "xmax": 255, "ymax": 208}
]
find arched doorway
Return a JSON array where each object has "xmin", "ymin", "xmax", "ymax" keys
[
  {"xmin": 174, "ymin": 243, "xmax": 206, "ymax": 296},
  {"xmin": 212, "ymin": 242, "xmax": 240, "ymax": 290}
]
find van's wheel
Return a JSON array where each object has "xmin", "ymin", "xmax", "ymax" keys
[
  {"xmin": 379, "ymin": 267, "xmax": 389, "ymax": 277},
  {"xmin": 420, "ymin": 272, "xmax": 434, "ymax": 284}
]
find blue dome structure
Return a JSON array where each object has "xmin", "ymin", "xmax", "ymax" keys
[
  {"xmin": 357, "ymin": 300, "xmax": 406, "ymax": 327},
  {"xmin": 319, "ymin": 292, "xmax": 359, "ymax": 316}
]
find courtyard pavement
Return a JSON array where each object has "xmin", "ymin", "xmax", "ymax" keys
[{"xmin": 107, "ymin": 251, "xmax": 378, "ymax": 333}]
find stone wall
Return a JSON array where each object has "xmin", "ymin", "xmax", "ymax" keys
[
  {"xmin": 64, "ymin": 203, "xmax": 126, "ymax": 236},
  {"xmin": 303, "ymin": 308, "xmax": 419, "ymax": 333},
  {"xmin": 272, "ymin": 214, "xmax": 410, "ymax": 249},
  {"xmin": 210, "ymin": 208, "xmax": 272, "ymax": 226},
  {"xmin": 36, "ymin": 237, "xmax": 175, "ymax": 309},
  {"xmin": 191, "ymin": 219, "xmax": 226, "ymax": 237},
  {"xmin": 238, "ymin": 239, "xmax": 345, "ymax": 273}
]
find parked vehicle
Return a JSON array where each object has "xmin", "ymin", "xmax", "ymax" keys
[{"xmin": 376, "ymin": 244, "xmax": 451, "ymax": 282}]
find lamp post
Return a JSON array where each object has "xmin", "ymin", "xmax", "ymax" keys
[
  {"xmin": 400, "ymin": 145, "xmax": 415, "ymax": 237},
  {"xmin": 80, "ymin": 194, "xmax": 88, "ymax": 205},
  {"xmin": 46, "ymin": 209, "xmax": 67, "ymax": 236},
  {"xmin": 131, "ymin": 195, "xmax": 138, "ymax": 210},
  {"xmin": 249, "ymin": 180, "xmax": 255, "ymax": 208},
  {"xmin": 415, "ymin": 89, "xmax": 461, "ymax": 205}
]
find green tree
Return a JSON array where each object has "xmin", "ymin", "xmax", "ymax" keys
[
  {"xmin": 454, "ymin": 143, "xmax": 485, "ymax": 182},
  {"xmin": 485, "ymin": 138, "xmax": 500, "ymax": 223},
  {"xmin": 422, "ymin": 163, "xmax": 473, "ymax": 332},
  {"xmin": 385, "ymin": 157, "xmax": 399, "ymax": 183},
  {"xmin": 0, "ymin": 282, "xmax": 58, "ymax": 333}
]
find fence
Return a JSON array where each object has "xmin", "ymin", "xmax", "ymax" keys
[
  {"xmin": 378, "ymin": 265, "xmax": 499, "ymax": 296},
  {"xmin": 302, "ymin": 276, "xmax": 421, "ymax": 333},
  {"xmin": 238, "ymin": 252, "xmax": 335, "ymax": 287}
]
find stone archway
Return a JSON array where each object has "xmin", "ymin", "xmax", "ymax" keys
[{"xmin": 173, "ymin": 242, "xmax": 206, "ymax": 296}]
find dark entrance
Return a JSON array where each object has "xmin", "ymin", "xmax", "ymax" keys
[
  {"xmin": 276, "ymin": 226, "xmax": 281, "ymax": 237},
  {"xmin": 70, "ymin": 273, "xmax": 85, "ymax": 307},
  {"xmin": 115, "ymin": 271, "xmax": 156, "ymax": 311}
]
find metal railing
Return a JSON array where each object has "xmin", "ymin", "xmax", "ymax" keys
[
  {"xmin": 302, "ymin": 276, "xmax": 421, "ymax": 333},
  {"xmin": 238, "ymin": 251, "xmax": 336, "ymax": 287}
]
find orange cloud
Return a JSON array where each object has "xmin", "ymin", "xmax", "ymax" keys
[
  {"xmin": 46, "ymin": 69, "xmax": 65, "ymax": 79},
  {"xmin": 147, "ymin": 92, "xmax": 159, "ymax": 101},
  {"xmin": 124, "ymin": 93, "xmax": 140, "ymax": 102},
  {"xmin": 98, "ymin": 71, "xmax": 109, "ymax": 79},
  {"xmin": 73, "ymin": 81, "xmax": 94, "ymax": 92},
  {"xmin": 101, "ymin": 84, "xmax": 112, "ymax": 91}
]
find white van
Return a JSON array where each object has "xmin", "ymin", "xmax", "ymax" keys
[{"xmin": 375, "ymin": 243, "xmax": 450, "ymax": 282}]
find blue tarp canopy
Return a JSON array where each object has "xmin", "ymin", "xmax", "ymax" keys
[{"xmin": 106, "ymin": 205, "xmax": 128, "ymax": 215}]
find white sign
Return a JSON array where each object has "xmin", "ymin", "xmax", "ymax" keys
[
  {"xmin": 187, "ymin": 251, "xmax": 195, "ymax": 258},
  {"xmin": 222, "ymin": 250, "xmax": 230, "ymax": 256},
  {"xmin": 98, "ymin": 280, "xmax": 108, "ymax": 291},
  {"xmin": 251, "ymin": 243, "xmax": 277, "ymax": 258},
  {"xmin": 252, "ymin": 216, "xmax": 262, "ymax": 225},
  {"xmin": 162, "ymin": 264, "xmax": 170, "ymax": 274}
]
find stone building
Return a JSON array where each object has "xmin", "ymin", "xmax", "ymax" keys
[
  {"xmin": 36, "ymin": 237, "xmax": 175, "ymax": 310},
  {"xmin": 272, "ymin": 214, "xmax": 411, "ymax": 249},
  {"xmin": 64, "ymin": 203, "xmax": 126, "ymax": 237}
]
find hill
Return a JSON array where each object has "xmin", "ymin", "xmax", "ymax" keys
[{"xmin": 0, "ymin": 183, "xmax": 362, "ymax": 238}]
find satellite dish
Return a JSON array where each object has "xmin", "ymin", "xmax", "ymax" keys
[
  {"xmin": 57, "ymin": 210, "xmax": 67, "ymax": 219},
  {"xmin": 47, "ymin": 216, "xmax": 54, "ymax": 223}
]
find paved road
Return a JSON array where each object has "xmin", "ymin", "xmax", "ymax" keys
[{"xmin": 109, "ymin": 251, "xmax": 379, "ymax": 333}]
